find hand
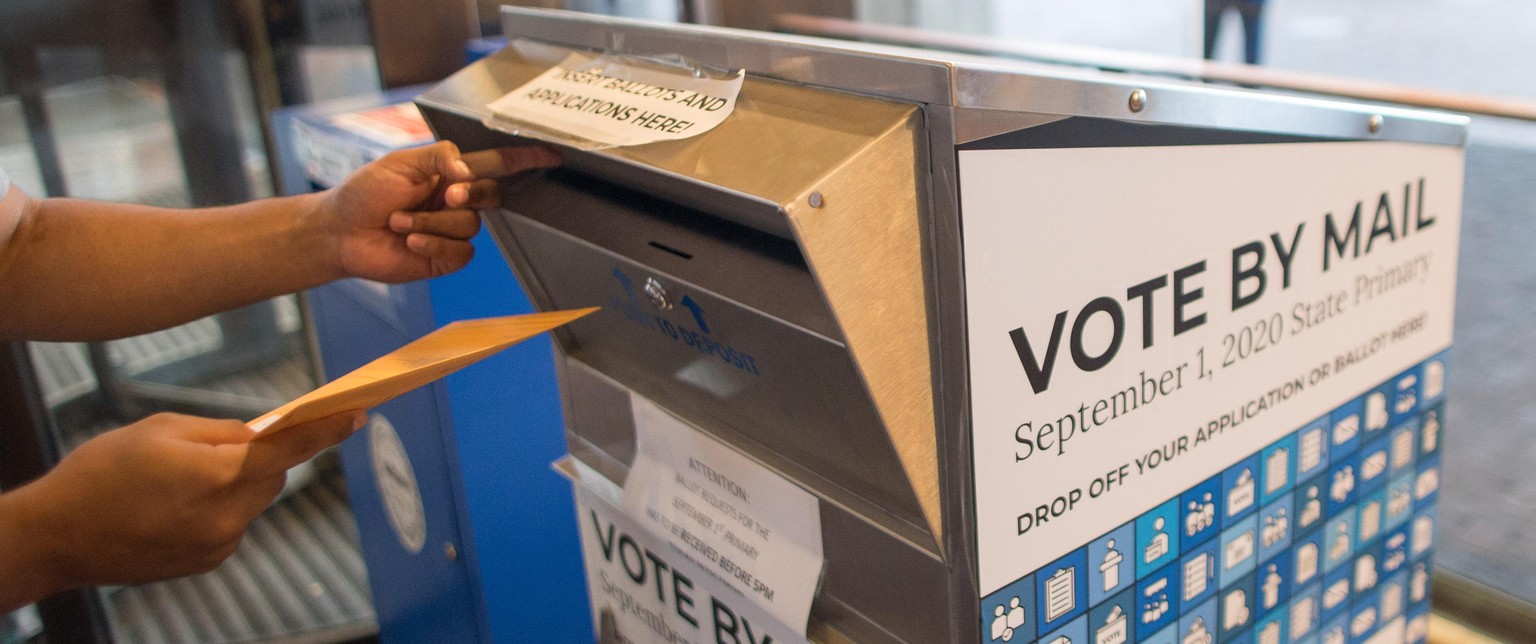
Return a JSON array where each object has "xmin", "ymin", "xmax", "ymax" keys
[
  {"xmin": 0, "ymin": 410, "xmax": 363, "ymax": 598},
  {"xmin": 323, "ymin": 141, "xmax": 562, "ymax": 282}
]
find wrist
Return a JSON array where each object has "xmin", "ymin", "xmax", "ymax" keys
[
  {"xmin": 0, "ymin": 486, "xmax": 72, "ymax": 610},
  {"xmin": 293, "ymin": 190, "xmax": 349, "ymax": 283}
]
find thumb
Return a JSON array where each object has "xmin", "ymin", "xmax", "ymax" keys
[
  {"xmin": 243, "ymin": 411, "xmax": 365, "ymax": 478},
  {"xmin": 388, "ymin": 141, "xmax": 473, "ymax": 184}
]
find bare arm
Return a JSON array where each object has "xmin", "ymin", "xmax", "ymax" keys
[{"xmin": 0, "ymin": 142, "xmax": 560, "ymax": 341}]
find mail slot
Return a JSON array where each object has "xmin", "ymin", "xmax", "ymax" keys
[{"xmin": 419, "ymin": 8, "xmax": 1466, "ymax": 643}]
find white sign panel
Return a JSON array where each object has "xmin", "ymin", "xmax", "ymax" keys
[
  {"xmin": 961, "ymin": 141, "xmax": 1463, "ymax": 599},
  {"xmin": 623, "ymin": 394, "xmax": 825, "ymax": 637},
  {"xmin": 567, "ymin": 462, "xmax": 810, "ymax": 644},
  {"xmin": 487, "ymin": 52, "xmax": 744, "ymax": 148}
]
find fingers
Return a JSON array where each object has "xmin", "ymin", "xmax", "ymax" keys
[
  {"xmin": 443, "ymin": 179, "xmax": 501, "ymax": 210},
  {"xmin": 243, "ymin": 411, "xmax": 364, "ymax": 478},
  {"xmin": 461, "ymin": 146, "xmax": 562, "ymax": 180},
  {"xmin": 388, "ymin": 140, "xmax": 474, "ymax": 184},
  {"xmin": 149, "ymin": 413, "xmax": 255, "ymax": 445},
  {"xmin": 405, "ymin": 234, "xmax": 475, "ymax": 274},
  {"xmin": 388, "ymin": 209, "xmax": 482, "ymax": 240}
]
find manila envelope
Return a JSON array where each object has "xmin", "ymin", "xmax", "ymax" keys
[{"xmin": 249, "ymin": 307, "xmax": 596, "ymax": 434}]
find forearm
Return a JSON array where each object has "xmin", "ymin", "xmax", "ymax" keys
[
  {"xmin": 0, "ymin": 486, "xmax": 67, "ymax": 613},
  {"xmin": 0, "ymin": 191, "xmax": 343, "ymax": 341}
]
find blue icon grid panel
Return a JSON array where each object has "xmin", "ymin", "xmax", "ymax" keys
[{"xmin": 981, "ymin": 354, "xmax": 1446, "ymax": 644}]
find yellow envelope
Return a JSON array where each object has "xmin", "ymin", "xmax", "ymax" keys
[{"xmin": 249, "ymin": 307, "xmax": 597, "ymax": 434}]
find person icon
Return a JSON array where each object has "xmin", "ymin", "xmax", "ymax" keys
[
  {"xmin": 1367, "ymin": 392, "xmax": 1389, "ymax": 430},
  {"xmin": 1008, "ymin": 596, "xmax": 1025, "ymax": 631},
  {"xmin": 991, "ymin": 604, "xmax": 1008, "ymax": 641},
  {"xmin": 1146, "ymin": 517, "xmax": 1170, "ymax": 563},
  {"xmin": 1262, "ymin": 508, "xmax": 1289, "ymax": 548},
  {"xmin": 1202, "ymin": 493, "xmax": 1216, "ymax": 527},
  {"xmin": 1101, "ymin": 539, "xmax": 1124, "ymax": 591},
  {"xmin": 1187, "ymin": 501, "xmax": 1203, "ymax": 537},
  {"xmin": 1202, "ymin": 0, "xmax": 1268, "ymax": 65},
  {"xmin": 1186, "ymin": 616, "xmax": 1213, "ymax": 644},
  {"xmin": 1261, "ymin": 564, "xmax": 1282, "ymax": 609},
  {"xmin": 1301, "ymin": 486, "xmax": 1322, "ymax": 527}
]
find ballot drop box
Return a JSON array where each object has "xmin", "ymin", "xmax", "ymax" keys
[{"xmin": 420, "ymin": 8, "xmax": 1466, "ymax": 643}]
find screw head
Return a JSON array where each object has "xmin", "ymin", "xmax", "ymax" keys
[
  {"xmin": 808, "ymin": 191, "xmax": 825, "ymax": 209},
  {"xmin": 1368, "ymin": 114, "xmax": 1384, "ymax": 134},
  {"xmin": 643, "ymin": 277, "xmax": 673, "ymax": 310},
  {"xmin": 1129, "ymin": 89, "xmax": 1148, "ymax": 113}
]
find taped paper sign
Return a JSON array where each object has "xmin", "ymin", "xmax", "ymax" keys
[
  {"xmin": 486, "ymin": 52, "xmax": 744, "ymax": 149},
  {"xmin": 622, "ymin": 394, "xmax": 825, "ymax": 637},
  {"xmin": 249, "ymin": 308, "xmax": 596, "ymax": 434}
]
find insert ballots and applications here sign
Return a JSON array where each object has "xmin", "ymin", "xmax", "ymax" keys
[{"xmin": 962, "ymin": 140, "xmax": 1462, "ymax": 643}]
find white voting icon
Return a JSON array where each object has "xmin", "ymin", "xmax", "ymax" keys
[
  {"xmin": 1183, "ymin": 552, "xmax": 1212, "ymax": 601},
  {"xmin": 1301, "ymin": 486, "xmax": 1323, "ymax": 527},
  {"xmin": 1334, "ymin": 413, "xmax": 1360, "ymax": 446},
  {"xmin": 1412, "ymin": 563, "xmax": 1430, "ymax": 602},
  {"xmin": 1265, "ymin": 448, "xmax": 1290, "ymax": 494},
  {"xmin": 1355, "ymin": 554, "xmax": 1379, "ymax": 592},
  {"xmin": 1366, "ymin": 392, "xmax": 1389, "ymax": 431},
  {"xmin": 1225, "ymin": 529, "xmax": 1255, "ymax": 571},
  {"xmin": 1329, "ymin": 521, "xmax": 1352, "ymax": 562},
  {"xmin": 1183, "ymin": 617, "xmax": 1213, "ymax": 644},
  {"xmin": 1291, "ymin": 596, "xmax": 1318, "ymax": 637},
  {"xmin": 1259, "ymin": 620, "xmax": 1282, "ymax": 644},
  {"xmin": 1101, "ymin": 540, "xmax": 1124, "ymax": 592},
  {"xmin": 1097, "ymin": 605, "xmax": 1127, "ymax": 644},
  {"xmin": 1331, "ymin": 465, "xmax": 1356, "ymax": 502},
  {"xmin": 1228, "ymin": 469, "xmax": 1256, "ymax": 516},
  {"xmin": 1324, "ymin": 578, "xmax": 1350, "ymax": 611},
  {"xmin": 1223, "ymin": 589, "xmax": 1250, "ymax": 629},
  {"xmin": 1384, "ymin": 533, "xmax": 1407, "ymax": 573},
  {"xmin": 1296, "ymin": 542, "xmax": 1320, "ymax": 585},
  {"xmin": 1396, "ymin": 374, "xmax": 1418, "ymax": 414},
  {"xmin": 1359, "ymin": 499, "xmax": 1382, "ymax": 542},
  {"xmin": 1324, "ymin": 624, "xmax": 1346, "ymax": 644},
  {"xmin": 989, "ymin": 596, "xmax": 1026, "ymax": 642},
  {"xmin": 1300, "ymin": 428, "xmax": 1325, "ymax": 473},
  {"xmin": 1141, "ymin": 578, "xmax": 1170, "ymax": 624},
  {"xmin": 1145, "ymin": 518, "xmax": 1170, "ymax": 563},
  {"xmin": 1407, "ymin": 614, "xmax": 1430, "ymax": 643},
  {"xmin": 1392, "ymin": 430, "xmax": 1415, "ymax": 470},
  {"xmin": 1261, "ymin": 564, "xmax": 1283, "ymax": 610},
  {"xmin": 1046, "ymin": 567, "xmax": 1076, "ymax": 622},
  {"xmin": 1389, "ymin": 486, "xmax": 1413, "ymax": 522},
  {"xmin": 1425, "ymin": 360, "xmax": 1445, "ymax": 399},
  {"xmin": 1261, "ymin": 508, "xmax": 1289, "ymax": 548},
  {"xmin": 1422, "ymin": 410, "xmax": 1441, "ymax": 453},
  {"xmin": 1351, "ymin": 606, "xmax": 1378, "ymax": 637},
  {"xmin": 1186, "ymin": 494, "xmax": 1215, "ymax": 537},
  {"xmin": 1413, "ymin": 515, "xmax": 1435, "ymax": 554},
  {"xmin": 1417, "ymin": 468, "xmax": 1441, "ymax": 500},
  {"xmin": 1362, "ymin": 450, "xmax": 1388, "ymax": 482},
  {"xmin": 1382, "ymin": 582, "xmax": 1404, "ymax": 620}
]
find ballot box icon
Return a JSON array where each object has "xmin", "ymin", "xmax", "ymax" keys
[
  {"xmin": 1182, "ymin": 618, "xmax": 1213, "ymax": 644},
  {"xmin": 1096, "ymin": 605, "xmax": 1127, "ymax": 644},
  {"xmin": 1361, "ymin": 450, "xmax": 1388, "ymax": 482},
  {"xmin": 1323, "ymin": 578, "xmax": 1350, "ymax": 610},
  {"xmin": 1228, "ymin": 470, "xmax": 1256, "ymax": 516}
]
